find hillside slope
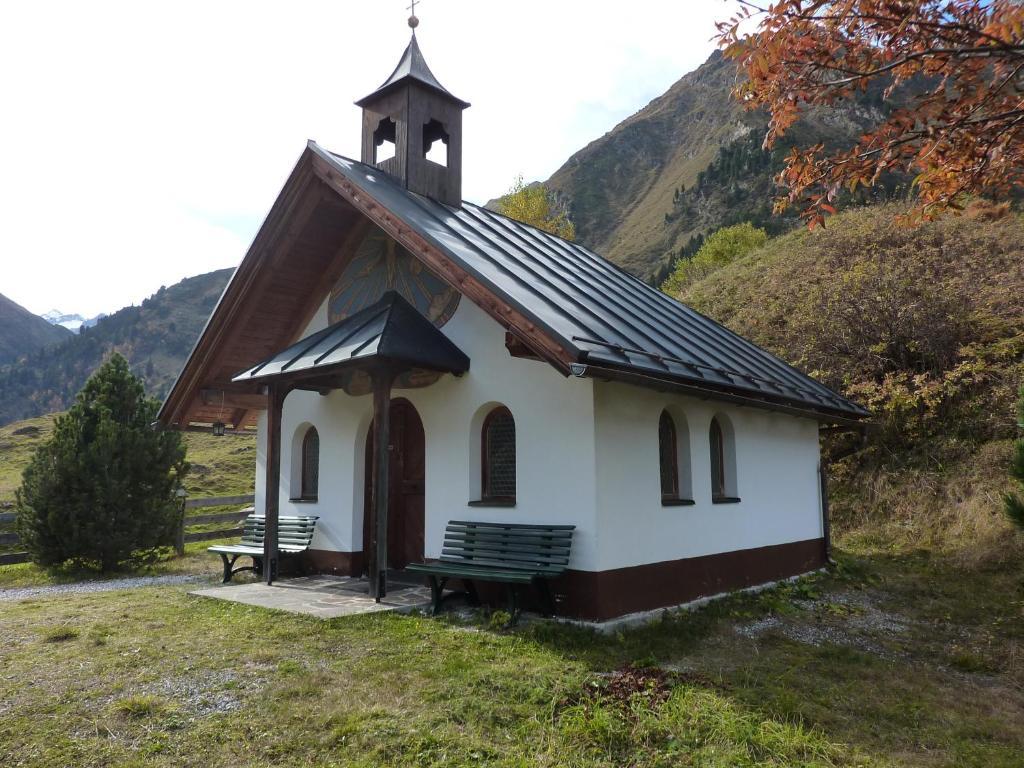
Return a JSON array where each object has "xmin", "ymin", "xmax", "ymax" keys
[
  {"xmin": 0, "ymin": 293, "xmax": 71, "ymax": 366},
  {"xmin": 0, "ymin": 269, "xmax": 233, "ymax": 426},
  {"xmin": 677, "ymin": 204, "xmax": 1024, "ymax": 561},
  {"xmin": 545, "ymin": 51, "xmax": 898, "ymax": 283},
  {"xmin": 0, "ymin": 413, "xmax": 254, "ymax": 505}
]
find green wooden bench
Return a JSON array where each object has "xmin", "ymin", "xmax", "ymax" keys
[
  {"xmin": 208, "ymin": 514, "xmax": 318, "ymax": 583},
  {"xmin": 406, "ymin": 520, "xmax": 575, "ymax": 620}
]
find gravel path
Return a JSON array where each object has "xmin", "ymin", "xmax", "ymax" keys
[{"xmin": 0, "ymin": 573, "xmax": 210, "ymax": 601}]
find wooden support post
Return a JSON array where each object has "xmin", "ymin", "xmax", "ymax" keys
[
  {"xmin": 174, "ymin": 490, "xmax": 187, "ymax": 557},
  {"xmin": 368, "ymin": 367, "xmax": 395, "ymax": 601},
  {"xmin": 264, "ymin": 383, "xmax": 288, "ymax": 585}
]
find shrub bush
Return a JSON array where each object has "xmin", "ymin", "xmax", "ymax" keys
[
  {"xmin": 15, "ymin": 353, "xmax": 188, "ymax": 571},
  {"xmin": 661, "ymin": 222, "xmax": 768, "ymax": 294}
]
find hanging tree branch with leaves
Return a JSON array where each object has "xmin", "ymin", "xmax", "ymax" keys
[{"xmin": 717, "ymin": 0, "xmax": 1024, "ymax": 227}]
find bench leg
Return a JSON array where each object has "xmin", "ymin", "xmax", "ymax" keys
[
  {"xmin": 464, "ymin": 580, "xmax": 481, "ymax": 607},
  {"xmin": 536, "ymin": 579, "xmax": 556, "ymax": 618},
  {"xmin": 428, "ymin": 576, "xmax": 449, "ymax": 615},
  {"xmin": 506, "ymin": 584, "xmax": 520, "ymax": 625},
  {"xmin": 219, "ymin": 553, "xmax": 234, "ymax": 583}
]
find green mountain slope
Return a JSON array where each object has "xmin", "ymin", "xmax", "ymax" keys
[
  {"xmin": 0, "ymin": 269, "xmax": 233, "ymax": 426},
  {"xmin": 0, "ymin": 293, "xmax": 72, "ymax": 366},
  {"xmin": 676, "ymin": 204, "xmax": 1024, "ymax": 562},
  {"xmin": 0, "ymin": 413, "xmax": 254, "ymax": 505},
  {"xmin": 544, "ymin": 51, "xmax": 900, "ymax": 283}
]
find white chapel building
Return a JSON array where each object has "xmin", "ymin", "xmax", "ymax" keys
[{"xmin": 159, "ymin": 28, "xmax": 868, "ymax": 621}]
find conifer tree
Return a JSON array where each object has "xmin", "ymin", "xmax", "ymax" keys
[
  {"xmin": 15, "ymin": 354, "xmax": 188, "ymax": 571},
  {"xmin": 1005, "ymin": 386, "xmax": 1024, "ymax": 530}
]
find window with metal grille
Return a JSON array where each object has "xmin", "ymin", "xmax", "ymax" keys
[
  {"xmin": 301, "ymin": 427, "xmax": 319, "ymax": 500},
  {"xmin": 659, "ymin": 410, "xmax": 679, "ymax": 500},
  {"xmin": 482, "ymin": 407, "xmax": 516, "ymax": 501}
]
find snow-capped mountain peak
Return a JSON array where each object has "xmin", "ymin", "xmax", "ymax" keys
[{"xmin": 41, "ymin": 310, "xmax": 105, "ymax": 332}]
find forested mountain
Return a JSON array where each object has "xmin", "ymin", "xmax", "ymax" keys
[
  {"xmin": 0, "ymin": 269, "xmax": 232, "ymax": 425},
  {"xmin": 543, "ymin": 50, "xmax": 905, "ymax": 283},
  {"xmin": 0, "ymin": 293, "xmax": 72, "ymax": 366}
]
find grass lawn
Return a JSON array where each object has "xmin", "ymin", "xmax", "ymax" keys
[{"xmin": 2, "ymin": 549, "xmax": 1022, "ymax": 767}]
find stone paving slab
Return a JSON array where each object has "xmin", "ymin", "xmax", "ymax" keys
[{"xmin": 190, "ymin": 574, "xmax": 431, "ymax": 619}]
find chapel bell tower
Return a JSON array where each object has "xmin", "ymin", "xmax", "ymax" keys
[{"xmin": 356, "ymin": 11, "xmax": 470, "ymax": 207}]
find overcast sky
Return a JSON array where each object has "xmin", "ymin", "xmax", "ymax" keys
[{"xmin": 0, "ymin": 1, "xmax": 730, "ymax": 318}]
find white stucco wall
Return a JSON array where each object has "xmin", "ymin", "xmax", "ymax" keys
[
  {"xmin": 252, "ymin": 290, "xmax": 823, "ymax": 575},
  {"xmin": 592, "ymin": 381, "xmax": 823, "ymax": 572},
  {"xmin": 256, "ymin": 295, "xmax": 601, "ymax": 570}
]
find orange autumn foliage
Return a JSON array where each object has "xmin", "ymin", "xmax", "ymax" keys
[{"xmin": 717, "ymin": 1, "xmax": 1024, "ymax": 227}]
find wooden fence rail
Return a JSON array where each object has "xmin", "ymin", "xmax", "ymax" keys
[{"xmin": 0, "ymin": 494, "xmax": 255, "ymax": 566}]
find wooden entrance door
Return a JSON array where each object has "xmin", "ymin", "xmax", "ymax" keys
[{"xmin": 363, "ymin": 399, "xmax": 426, "ymax": 570}]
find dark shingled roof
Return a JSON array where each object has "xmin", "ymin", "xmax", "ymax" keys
[
  {"xmin": 307, "ymin": 142, "xmax": 867, "ymax": 421},
  {"xmin": 233, "ymin": 291, "xmax": 469, "ymax": 383},
  {"xmin": 355, "ymin": 34, "xmax": 470, "ymax": 109}
]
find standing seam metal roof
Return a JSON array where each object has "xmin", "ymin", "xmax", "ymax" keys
[
  {"xmin": 355, "ymin": 34, "xmax": 470, "ymax": 108},
  {"xmin": 233, "ymin": 290, "xmax": 470, "ymax": 383},
  {"xmin": 310, "ymin": 143, "xmax": 868, "ymax": 419}
]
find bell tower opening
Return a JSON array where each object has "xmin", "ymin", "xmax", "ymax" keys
[
  {"xmin": 374, "ymin": 117, "xmax": 397, "ymax": 164},
  {"xmin": 422, "ymin": 118, "xmax": 448, "ymax": 167},
  {"xmin": 355, "ymin": 14, "xmax": 469, "ymax": 206}
]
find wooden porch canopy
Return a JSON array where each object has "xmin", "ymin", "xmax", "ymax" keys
[{"xmin": 237, "ymin": 291, "xmax": 469, "ymax": 599}]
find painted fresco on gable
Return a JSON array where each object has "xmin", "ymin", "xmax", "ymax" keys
[{"xmin": 328, "ymin": 229, "xmax": 460, "ymax": 327}]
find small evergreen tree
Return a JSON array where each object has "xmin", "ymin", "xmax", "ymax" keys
[
  {"xmin": 15, "ymin": 354, "xmax": 188, "ymax": 571},
  {"xmin": 1005, "ymin": 386, "xmax": 1024, "ymax": 530}
]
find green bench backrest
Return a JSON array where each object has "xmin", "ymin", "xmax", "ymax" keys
[
  {"xmin": 439, "ymin": 520, "xmax": 575, "ymax": 574},
  {"xmin": 239, "ymin": 515, "xmax": 318, "ymax": 549}
]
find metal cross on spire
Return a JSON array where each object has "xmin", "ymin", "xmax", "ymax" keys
[{"xmin": 407, "ymin": 0, "xmax": 420, "ymax": 31}]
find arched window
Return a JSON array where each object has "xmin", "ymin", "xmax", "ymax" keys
[
  {"xmin": 481, "ymin": 407, "xmax": 516, "ymax": 502},
  {"xmin": 709, "ymin": 416, "xmax": 739, "ymax": 503},
  {"xmin": 659, "ymin": 411, "xmax": 679, "ymax": 501},
  {"xmin": 301, "ymin": 427, "xmax": 320, "ymax": 501},
  {"xmin": 659, "ymin": 409, "xmax": 693, "ymax": 505}
]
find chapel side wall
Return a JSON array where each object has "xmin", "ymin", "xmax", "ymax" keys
[
  {"xmin": 394, "ymin": 298, "xmax": 601, "ymax": 572},
  {"xmin": 276, "ymin": 388, "xmax": 370, "ymax": 556},
  {"xmin": 592, "ymin": 381, "xmax": 824, "ymax": 572}
]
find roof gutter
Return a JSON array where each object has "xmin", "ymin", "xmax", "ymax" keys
[{"xmin": 570, "ymin": 363, "xmax": 868, "ymax": 428}]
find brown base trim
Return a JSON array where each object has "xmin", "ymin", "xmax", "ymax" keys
[
  {"xmin": 290, "ymin": 538, "xmax": 827, "ymax": 622},
  {"xmin": 553, "ymin": 538, "xmax": 827, "ymax": 621},
  {"xmin": 293, "ymin": 548, "xmax": 364, "ymax": 577}
]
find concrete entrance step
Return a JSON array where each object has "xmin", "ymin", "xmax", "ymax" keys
[{"xmin": 190, "ymin": 574, "xmax": 431, "ymax": 619}]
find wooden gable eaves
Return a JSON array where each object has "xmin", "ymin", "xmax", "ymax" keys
[{"xmin": 157, "ymin": 148, "xmax": 364, "ymax": 429}]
